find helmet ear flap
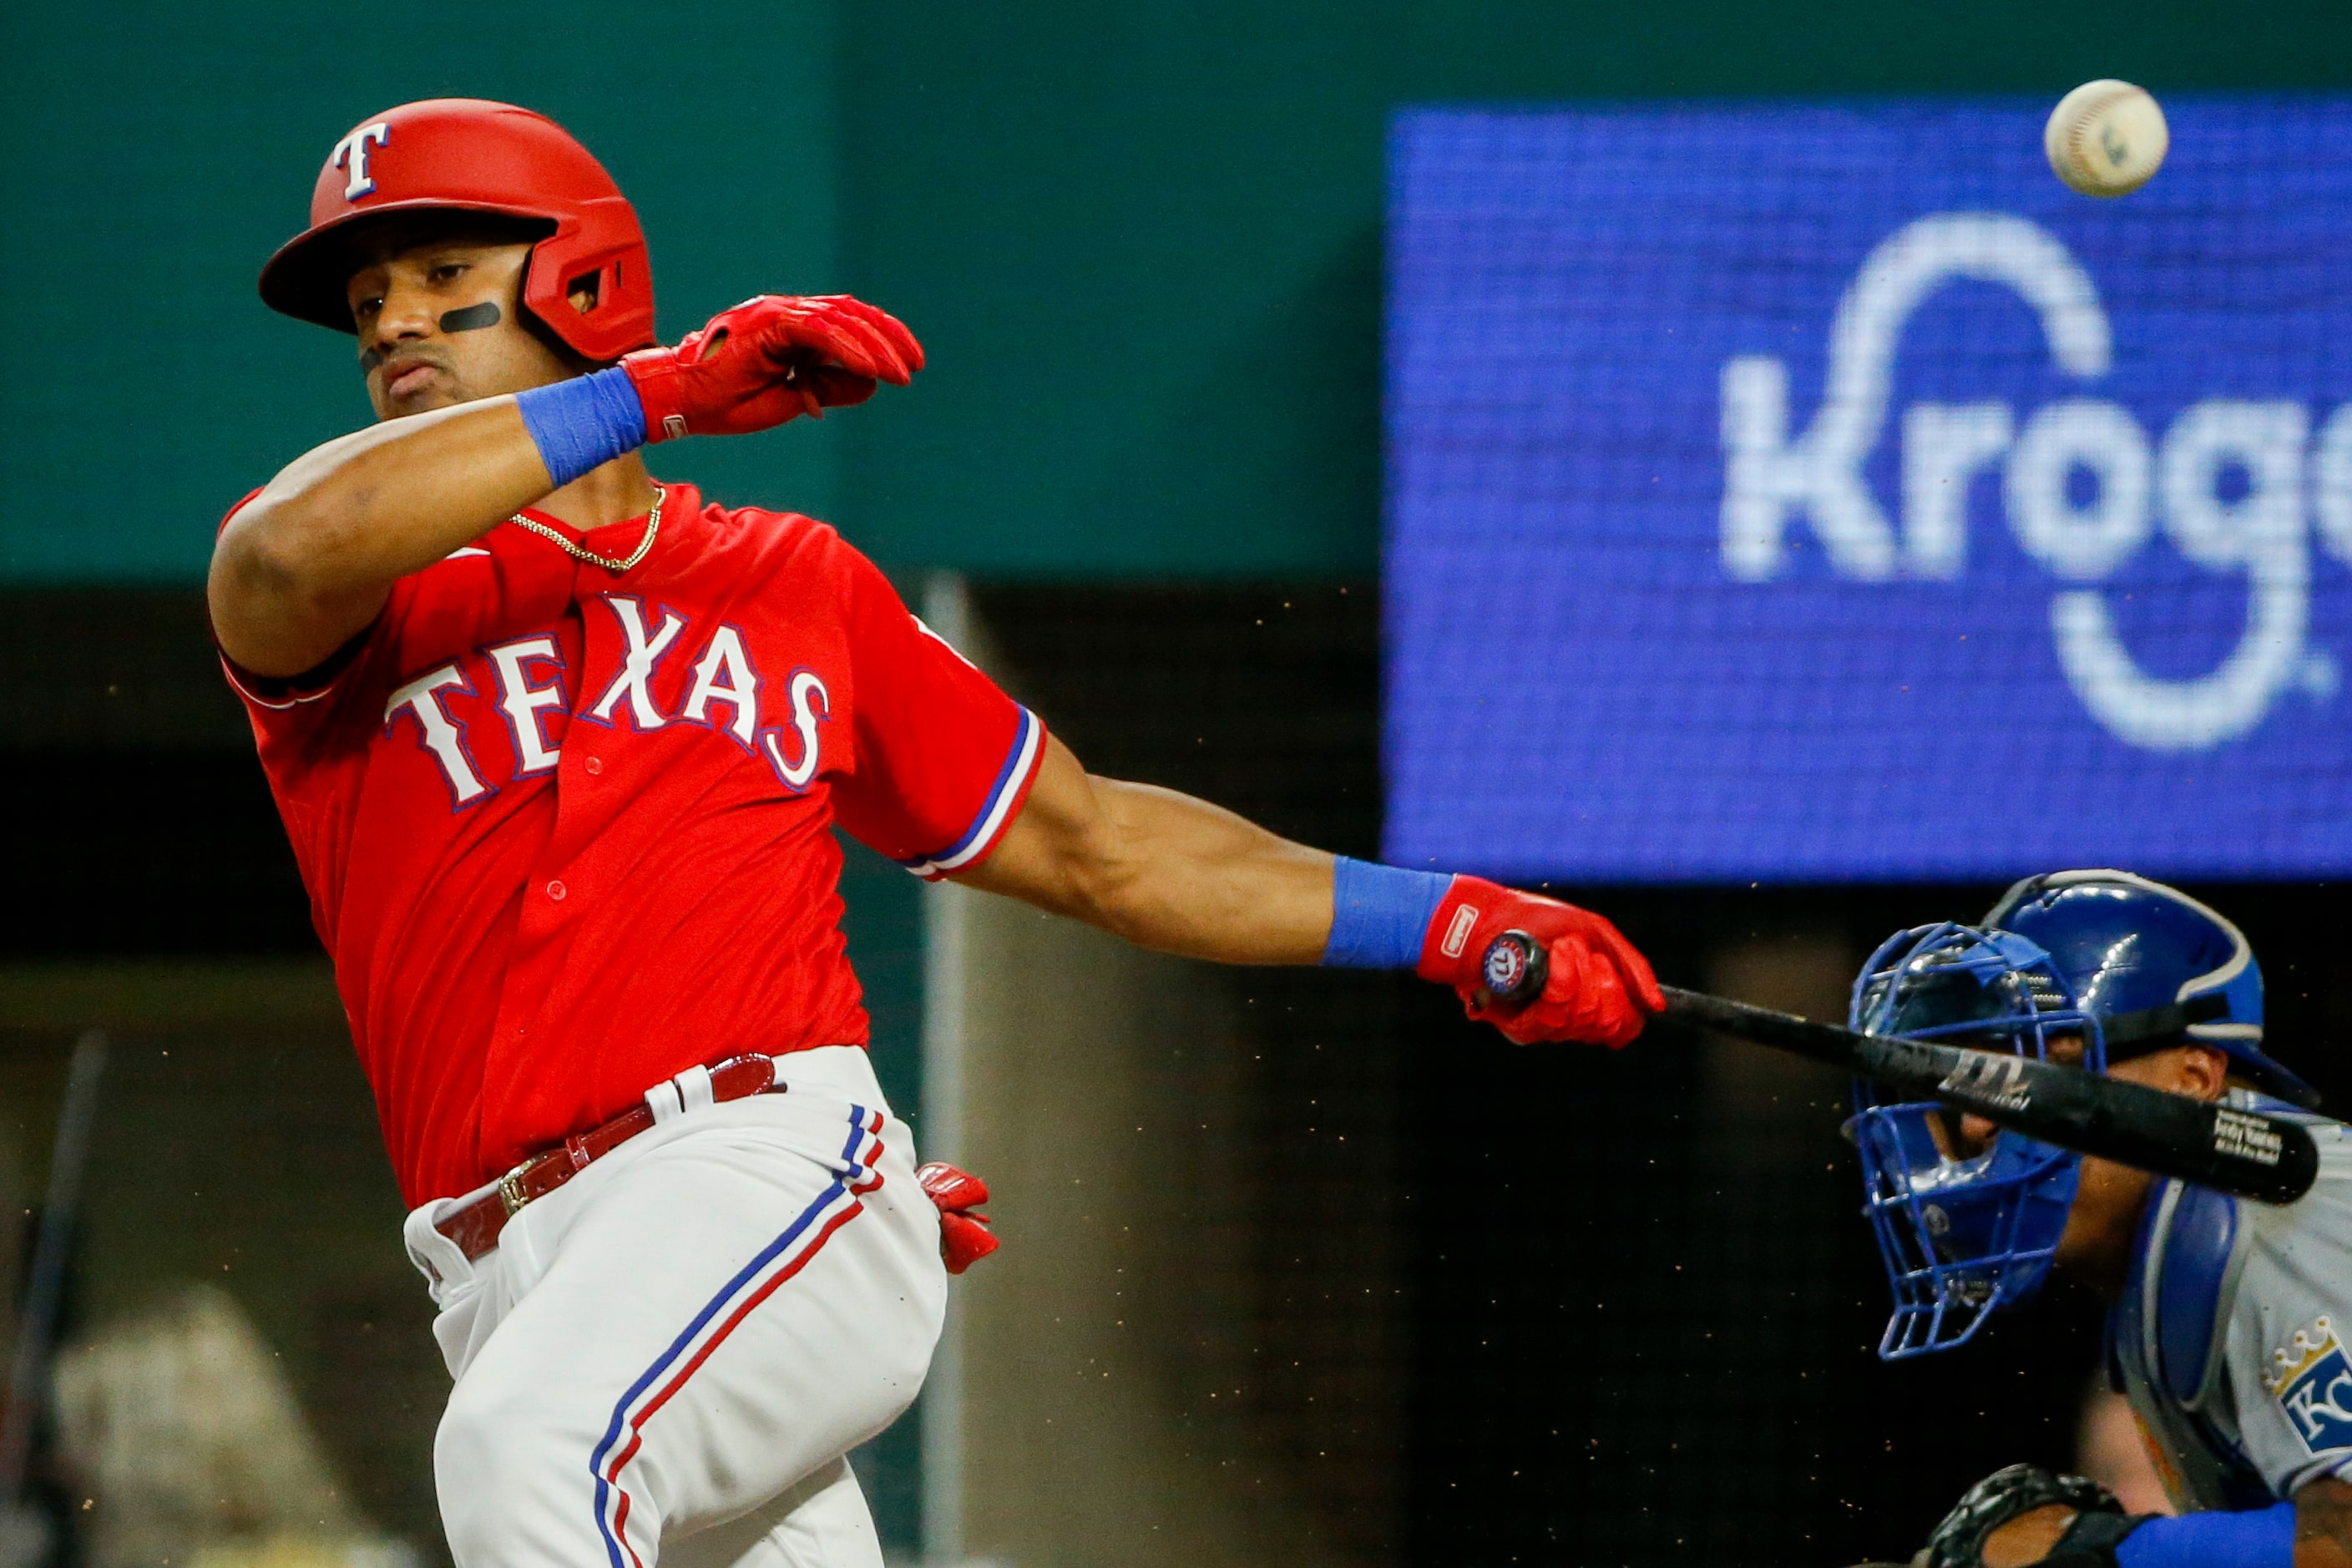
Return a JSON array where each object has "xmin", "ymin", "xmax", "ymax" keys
[
  {"xmin": 519, "ymin": 225, "xmax": 655, "ymax": 362},
  {"xmin": 516, "ymin": 236, "xmax": 650, "ymax": 364}
]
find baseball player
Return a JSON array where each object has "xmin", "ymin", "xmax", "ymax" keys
[
  {"xmin": 205, "ymin": 99, "xmax": 1662, "ymax": 1568},
  {"xmin": 1839, "ymin": 871, "xmax": 2352, "ymax": 1568}
]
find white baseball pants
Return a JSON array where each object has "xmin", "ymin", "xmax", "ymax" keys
[{"xmin": 402, "ymin": 1048, "xmax": 945, "ymax": 1568}]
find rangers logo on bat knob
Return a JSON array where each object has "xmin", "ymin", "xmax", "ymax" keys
[{"xmin": 1480, "ymin": 929, "xmax": 1548, "ymax": 1008}]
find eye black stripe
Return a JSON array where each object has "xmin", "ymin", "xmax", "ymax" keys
[{"xmin": 439, "ymin": 301, "xmax": 503, "ymax": 333}]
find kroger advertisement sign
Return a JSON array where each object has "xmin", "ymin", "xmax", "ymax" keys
[{"xmin": 1385, "ymin": 101, "xmax": 2352, "ymax": 883}]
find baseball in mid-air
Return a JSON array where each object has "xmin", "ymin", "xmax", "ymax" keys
[{"xmin": 2044, "ymin": 79, "xmax": 2169, "ymax": 197}]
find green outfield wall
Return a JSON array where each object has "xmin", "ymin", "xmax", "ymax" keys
[{"xmin": 8, "ymin": 0, "xmax": 2352, "ymax": 583}]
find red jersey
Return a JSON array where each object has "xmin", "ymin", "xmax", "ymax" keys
[{"xmin": 222, "ymin": 484, "xmax": 1043, "ymax": 1206}]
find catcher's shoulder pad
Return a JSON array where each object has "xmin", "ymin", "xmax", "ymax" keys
[
  {"xmin": 2148, "ymin": 1179, "xmax": 2243, "ymax": 1406},
  {"xmin": 1923, "ymin": 1464, "xmax": 2122, "ymax": 1568}
]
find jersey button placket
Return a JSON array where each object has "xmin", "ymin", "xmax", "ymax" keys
[{"xmin": 545, "ymin": 879, "xmax": 568, "ymax": 903}]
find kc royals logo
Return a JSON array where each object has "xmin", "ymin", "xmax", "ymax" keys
[{"xmin": 2264, "ymin": 1314, "xmax": 2352, "ymax": 1453}]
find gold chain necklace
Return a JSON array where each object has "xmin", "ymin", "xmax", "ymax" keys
[{"xmin": 506, "ymin": 484, "xmax": 665, "ymax": 573}]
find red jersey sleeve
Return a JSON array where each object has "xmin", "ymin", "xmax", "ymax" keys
[
  {"xmin": 828, "ymin": 551, "xmax": 1044, "ymax": 878},
  {"xmin": 212, "ymin": 488, "xmax": 386, "ymax": 722}
]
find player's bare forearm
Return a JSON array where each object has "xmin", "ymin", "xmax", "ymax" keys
[
  {"xmin": 2298, "ymin": 1478, "xmax": 2352, "ymax": 1567},
  {"xmin": 209, "ymin": 398, "xmax": 560, "ymax": 677},
  {"xmin": 956, "ymin": 736, "xmax": 1334, "ymax": 965}
]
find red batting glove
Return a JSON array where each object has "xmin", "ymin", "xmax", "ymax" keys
[
  {"xmin": 917, "ymin": 1160, "xmax": 1000, "ymax": 1275},
  {"xmin": 1414, "ymin": 876, "xmax": 1663, "ymax": 1049},
  {"xmin": 620, "ymin": 295, "xmax": 924, "ymax": 442}
]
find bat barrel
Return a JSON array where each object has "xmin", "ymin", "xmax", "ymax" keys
[{"xmin": 1653, "ymin": 984, "xmax": 2318, "ymax": 1205}]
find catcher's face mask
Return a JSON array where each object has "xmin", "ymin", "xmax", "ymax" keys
[{"xmin": 1844, "ymin": 923, "xmax": 2098, "ymax": 1359}]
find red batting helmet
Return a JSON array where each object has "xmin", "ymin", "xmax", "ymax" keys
[{"xmin": 259, "ymin": 99, "xmax": 656, "ymax": 362}]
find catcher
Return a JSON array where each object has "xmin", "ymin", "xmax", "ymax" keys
[{"xmin": 1840, "ymin": 871, "xmax": 2352, "ymax": 1568}]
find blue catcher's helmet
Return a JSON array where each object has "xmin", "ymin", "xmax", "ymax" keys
[
  {"xmin": 1985, "ymin": 870, "xmax": 2313, "ymax": 1108},
  {"xmin": 1846, "ymin": 870, "xmax": 2315, "ymax": 1361}
]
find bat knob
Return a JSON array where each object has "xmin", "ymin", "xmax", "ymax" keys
[{"xmin": 1479, "ymin": 929, "xmax": 1549, "ymax": 1009}]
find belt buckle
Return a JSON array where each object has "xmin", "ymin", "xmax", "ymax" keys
[{"xmin": 498, "ymin": 1151, "xmax": 549, "ymax": 1216}]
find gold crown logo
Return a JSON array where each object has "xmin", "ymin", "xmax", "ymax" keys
[{"xmin": 2263, "ymin": 1315, "xmax": 2339, "ymax": 1395}]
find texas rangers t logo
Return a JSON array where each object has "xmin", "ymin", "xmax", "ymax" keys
[
  {"xmin": 2265, "ymin": 1315, "xmax": 2352, "ymax": 1453},
  {"xmin": 333, "ymin": 122, "xmax": 391, "ymax": 200}
]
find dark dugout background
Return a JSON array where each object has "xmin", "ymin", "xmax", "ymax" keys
[{"xmin": 7, "ymin": 3, "xmax": 2352, "ymax": 1565}]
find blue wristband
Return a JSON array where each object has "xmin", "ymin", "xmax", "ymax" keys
[
  {"xmin": 2114, "ymin": 1501, "xmax": 2293, "ymax": 1568},
  {"xmin": 514, "ymin": 367, "xmax": 649, "ymax": 488},
  {"xmin": 1323, "ymin": 857, "xmax": 1451, "ymax": 969}
]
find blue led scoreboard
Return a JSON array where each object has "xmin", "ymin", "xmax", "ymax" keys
[{"xmin": 1385, "ymin": 100, "xmax": 2352, "ymax": 882}]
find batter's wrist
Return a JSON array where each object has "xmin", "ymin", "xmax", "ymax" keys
[
  {"xmin": 513, "ymin": 367, "xmax": 649, "ymax": 488},
  {"xmin": 1321, "ymin": 857, "xmax": 1452, "ymax": 969}
]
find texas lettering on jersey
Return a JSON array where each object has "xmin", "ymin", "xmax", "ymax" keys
[
  {"xmin": 221, "ymin": 485, "xmax": 1043, "ymax": 1205},
  {"xmin": 382, "ymin": 594, "xmax": 836, "ymax": 806}
]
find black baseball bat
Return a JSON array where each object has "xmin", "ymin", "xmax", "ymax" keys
[{"xmin": 1477, "ymin": 932, "xmax": 2318, "ymax": 1205}]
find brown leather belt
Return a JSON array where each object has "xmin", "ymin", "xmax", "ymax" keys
[{"xmin": 436, "ymin": 1053, "xmax": 788, "ymax": 1262}]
